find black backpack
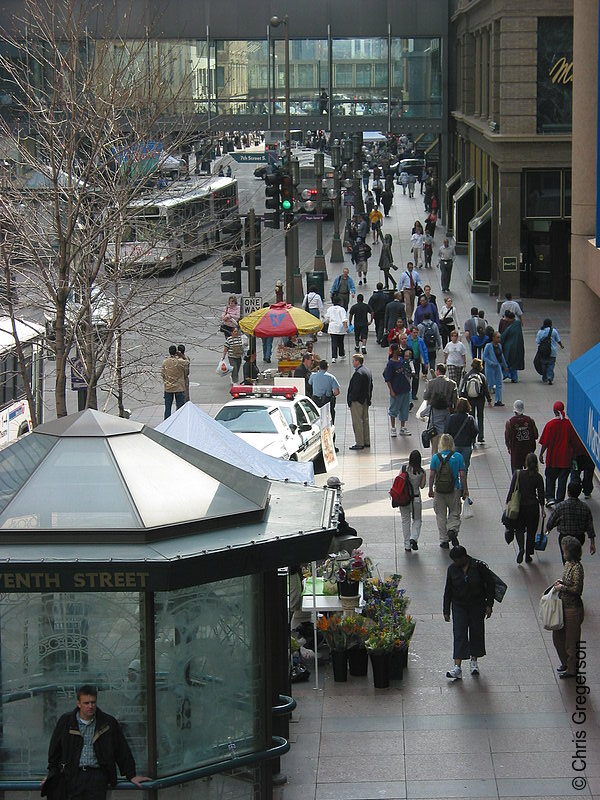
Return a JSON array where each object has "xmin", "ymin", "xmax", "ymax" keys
[
  {"xmin": 422, "ymin": 321, "xmax": 437, "ymax": 350},
  {"xmin": 538, "ymin": 328, "xmax": 553, "ymax": 358}
]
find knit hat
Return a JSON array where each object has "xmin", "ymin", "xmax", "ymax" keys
[
  {"xmin": 513, "ymin": 400, "xmax": 524, "ymax": 414},
  {"xmin": 553, "ymin": 400, "xmax": 565, "ymax": 418}
]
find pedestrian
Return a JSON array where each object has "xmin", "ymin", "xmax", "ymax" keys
[
  {"xmin": 443, "ymin": 546, "xmax": 495, "ymax": 680},
  {"xmin": 546, "ymin": 481, "xmax": 596, "ymax": 562},
  {"xmin": 413, "ymin": 293, "xmax": 440, "ymax": 327},
  {"xmin": 504, "ymin": 400, "xmax": 539, "ymax": 471},
  {"xmin": 302, "ymin": 284, "xmax": 324, "ymax": 322},
  {"xmin": 384, "ymin": 342, "xmax": 413, "ymax": 437},
  {"xmin": 408, "ymin": 325, "xmax": 429, "ymax": 399},
  {"xmin": 177, "ymin": 344, "xmax": 190, "ymax": 402},
  {"xmin": 446, "ymin": 398, "xmax": 478, "ymax": 476},
  {"xmin": 423, "ymin": 231, "xmax": 433, "ymax": 268},
  {"xmin": 551, "ymin": 536, "xmax": 585, "ymax": 679},
  {"xmin": 398, "ymin": 261, "xmax": 422, "ymax": 322},
  {"xmin": 324, "ymin": 297, "xmax": 348, "ymax": 363},
  {"xmin": 438, "ymin": 295, "xmax": 459, "ymax": 347},
  {"xmin": 438, "ymin": 238, "xmax": 456, "ymax": 292},
  {"xmin": 399, "ymin": 170, "xmax": 409, "ymax": 193},
  {"xmin": 220, "ymin": 294, "xmax": 240, "ymax": 337},
  {"xmin": 429, "ymin": 433, "xmax": 468, "ymax": 548},
  {"xmin": 222, "ymin": 325, "xmax": 245, "ymax": 385},
  {"xmin": 383, "ymin": 291, "xmax": 408, "ymax": 338},
  {"xmin": 368, "ymin": 282, "xmax": 389, "ymax": 344},
  {"xmin": 347, "ymin": 353, "xmax": 373, "ymax": 450},
  {"xmin": 373, "ymin": 176, "xmax": 383, "ymax": 207},
  {"xmin": 423, "ymin": 365, "xmax": 457, "ymax": 454},
  {"xmin": 365, "ymin": 190, "xmax": 375, "ymax": 214},
  {"xmin": 362, "ymin": 165, "xmax": 370, "ymax": 193},
  {"xmin": 352, "ymin": 238, "xmax": 371, "ymax": 287},
  {"xmin": 381, "ymin": 186, "xmax": 393, "ymax": 216},
  {"xmin": 161, "ymin": 345, "xmax": 188, "ymax": 419},
  {"xmin": 260, "ymin": 302, "xmax": 274, "ymax": 363},
  {"xmin": 463, "ymin": 307, "xmax": 480, "ymax": 355},
  {"xmin": 422, "ymin": 284, "xmax": 438, "ymax": 310},
  {"xmin": 378, "ymin": 233, "xmax": 397, "ymax": 290},
  {"xmin": 293, "ymin": 353, "xmax": 314, "ymax": 397},
  {"xmin": 506, "ymin": 452, "xmax": 545, "ymax": 564},
  {"xmin": 459, "ymin": 358, "xmax": 492, "ymax": 444},
  {"xmin": 330, "ymin": 267, "xmax": 356, "ymax": 310},
  {"xmin": 42, "ymin": 684, "xmax": 150, "ymax": 800},
  {"xmin": 535, "ymin": 318, "xmax": 564, "ymax": 385},
  {"xmin": 407, "ymin": 172, "xmax": 416, "ymax": 197},
  {"xmin": 398, "ymin": 449, "xmax": 427, "ymax": 551},
  {"xmin": 425, "ymin": 209, "xmax": 437, "ymax": 238},
  {"xmin": 274, "ymin": 280, "xmax": 284, "ymax": 303},
  {"xmin": 369, "ymin": 206, "xmax": 383, "ymax": 244},
  {"xmin": 500, "ymin": 311, "xmax": 525, "ymax": 382},
  {"xmin": 243, "ymin": 351, "xmax": 259, "ymax": 384},
  {"xmin": 349, "ymin": 293, "xmax": 373, "ymax": 355},
  {"xmin": 539, "ymin": 400, "xmax": 577, "ymax": 506},
  {"xmin": 410, "ymin": 221, "xmax": 424, "ymax": 267},
  {"xmin": 571, "ymin": 433, "xmax": 595, "ymax": 499},
  {"xmin": 482, "ymin": 332, "xmax": 508, "ymax": 406},
  {"xmin": 309, "ymin": 359, "xmax": 341, "ymax": 426},
  {"xmin": 498, "ymin": 292, "xmax": 523, "ymax": 324},
  {"xmin": 418, "ymin": 313, "xmax": 442, "ymax": 373},
  {"xmin": 387, "ymin": 319, "xmax": 407, "ymax": 351},
  {"xmin": 443, "ymin": 329, "xmax": 467, "ymax": 387}
]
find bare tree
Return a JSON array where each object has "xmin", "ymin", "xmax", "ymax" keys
[{"xmin": 0, "ymin": 0, "xmax": 235, "ymax": 420}]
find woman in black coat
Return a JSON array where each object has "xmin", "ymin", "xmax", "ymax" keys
[{"xmin": 506, "ymin": 452, "xmax": 545, "ymax": 564}]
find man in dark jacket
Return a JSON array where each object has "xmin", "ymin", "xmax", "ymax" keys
[
  {"xmin": 347, "ymin": 353, "xmax": 373, "ymax": 450},
  {"xmin": 294, "ymin": 353, "xmax": 314, "ymax": 397},
  {"xmin": 383, "ymin": 292, "xmax": 407, "ymax": 338},
  {"xmin": 43, "ymin": 685, "xmax": 149, "ymax": 799},
  {"xmin": 368, "ymin": 283, "xmax": 389, "ymax": 344}
]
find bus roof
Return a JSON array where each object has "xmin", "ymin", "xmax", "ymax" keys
[
  {"xmin": 0, "ymin": 317, "xmax": 45, "ymax": 352},
  {"xmin": 128, "ymin": 176, "xmax": 237, "ymax": 210}
]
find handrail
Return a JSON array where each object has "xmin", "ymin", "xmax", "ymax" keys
[
  {"xmin": 272, "ymin": 693, "xmax": 296, "ymax": 716},
  {"xmin": 0, "ymin": 736, "xmax": 290, "ymax": 791}
]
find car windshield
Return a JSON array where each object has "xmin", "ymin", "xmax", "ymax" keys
[{"xmin": 215, "ymin": 405, "xmax": 279, "ymax": 434}]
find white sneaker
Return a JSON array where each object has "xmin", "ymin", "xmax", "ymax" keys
[
  {"xmin": 390, "ymin": 427, "xmax": 397, "ymax": 437},
  {"xmin": 339, "ymin": 355, "xmax": 346, "ymax": 360},
  {"xmin": 470, "ymin": 659, "xmax": 479, "ymax": 676},
  {"xmin": 446, "ymin": 665, "xmax": 462, "ymax": 679},
  {"xmin": 331, "ymin": 358, "xmax": 336, "ymax": 363}
]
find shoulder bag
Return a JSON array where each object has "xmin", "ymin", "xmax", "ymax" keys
[
  {"xmin": 504, "ymin": 470, "xmax": 521, "ymax": 521},
  {"xmin": 538, "ymin": 585, "xmax": 563, "ymax": 630},
  {"xmin": 476, "ymin": 559, "xmax": 508, "ymax": 603}
]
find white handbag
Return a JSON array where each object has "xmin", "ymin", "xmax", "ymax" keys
[{"xmin": 538, "ymin": 586, "xmax": 564, "ymax": 631}]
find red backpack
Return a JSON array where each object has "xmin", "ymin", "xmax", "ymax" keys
[{"xmin": 390, "ymin": 466, "xmax": 415, "ymax": 508}]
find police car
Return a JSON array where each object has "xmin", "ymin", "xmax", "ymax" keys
[{"xmin": 214, "ymin": 385, "xmax": 328, "ymax": 463}]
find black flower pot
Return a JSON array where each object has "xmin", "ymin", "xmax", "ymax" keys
[
  {"xmin": 331, "ymin": 650, "xmax": 348, "ymax": 682},
  {"xmin": 347, "ymin": 648, "xmax": 368, "ymax": 676},
  {"xmin": 390, "ymin": 649, "xmax": 404, "ymax": 681},
  {"xmin": 369, "ymin": 652, "xmax": 391, "ymax": 688},
  {"xmin": 338, "ymin": 580, "xmax": 360, "ymax": 597}
]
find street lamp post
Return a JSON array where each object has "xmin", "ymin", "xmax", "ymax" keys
[
  {"xmin": 313, "ymin": 151, "xmax": 327, "ymax": 274},
  {"xmin": 329, "ymin": 141, "xmax": 344, "ymax": 263}
]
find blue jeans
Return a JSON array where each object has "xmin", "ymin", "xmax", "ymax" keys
[
  {"xmin": 485, "ymin": 363, "xmax": 504, "ymax": 403},
  {"xmin": 541, "ymin": 356, "xmax": 556, "ymax": 383},
  {"xmin": 164, "ymin": 391, "xmax": 185, "ymax": 419},
  {"xmin": 262, "ymin": 337, "xmax": 273, "ymax": 361},
  {"xmin": 456, "ymin": 446, "xmax": 473, "ymax": 476},
  {"xmin": 503, "ymin": 367, "xmax": 518, "ymax": 382}
]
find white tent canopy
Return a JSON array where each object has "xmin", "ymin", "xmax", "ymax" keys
[{"xmin": 156, "ymin": 402, "xmax": 315, "ymax": 485}]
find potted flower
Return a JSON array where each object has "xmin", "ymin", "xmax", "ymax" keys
[
  {"xmin": 316, "ymin": 614, "xmax": 348, "ymax": 682},
  {"xmin": 325, "ymin": 548, "xmax": 373, "ymax": 598},
  {"xmin": 341, "ymin": 614, "xmax": 372, "ymax": 676},
  {"xmin": 365, "ymin": 626, "xmax": 396, "ymax": 688}
]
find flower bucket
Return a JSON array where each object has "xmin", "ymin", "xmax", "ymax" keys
[
  {"xmin": 347, "ymin": 648, "xmax": 368, "ymax": 676},
  {"xmin": 339, "ymin": 580, "xmax": 360, "ymax": 597},
  {"xmin": 331, "ymin": 650, "xmax": 348, "ymax": 682},
  {"xmin": 390, "ymin": 649, "xmax": 404, "ymax": 681},
  {"xmin": 369, "ymin": 652, "xmax": 391, "ymax": 688}
]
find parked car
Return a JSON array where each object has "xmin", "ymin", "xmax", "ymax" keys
[{"xmin": 214, "ymin": 385, "xmax": 328, "ymax": 463}]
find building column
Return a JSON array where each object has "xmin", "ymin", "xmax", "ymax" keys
[{"xmin": 496, "ymin": 169, "xmax": 521, "ymax": 298}]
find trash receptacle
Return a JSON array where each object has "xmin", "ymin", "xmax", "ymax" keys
[{"xmin": 305, "ymin": 271, "xmax": 325, "ymax": 300}]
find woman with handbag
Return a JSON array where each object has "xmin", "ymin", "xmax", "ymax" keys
[
  {"xmin": 552, "ymin": 536, "xmax": 584, "ymax": 679},
  {"xmin": 507, "ymin": 453, "xmax": 545, "ymax": 564},
  {"xmin": 220, "ymin": 295, "xmax": 241, "ymax": 338},
  {"xmin": 439, "ymin": 296, "xmax": 460, "ymax": 347}
]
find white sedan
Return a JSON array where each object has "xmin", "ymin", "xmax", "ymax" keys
[{"xmin": 214, "ymin": 385, "xmax": 328, "ymax": 463}]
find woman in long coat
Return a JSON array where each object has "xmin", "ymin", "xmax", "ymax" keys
[
  {"xmin": 500, "ymin": 311, "xmax": 525, "ymax": 382},
  {"xmin": 378, "ymin": 233, "xmax": 397, "ymax": 290}
]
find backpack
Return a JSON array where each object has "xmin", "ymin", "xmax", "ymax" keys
[
  {"xmin": 435, "ymin": 452, "xmax": 456, "ymax": 494},
  {"xmin": 538, "ymin": 328, "xmax": 553, "ymax": 358},
  {"xmin": 390, "ymin": 466, "xmax": 415, "ymax": 508},
  {"xmin": 422, "ymin": 321, "xmax": 437, "ymax": 350},
  {"xmin": 464, "ymin": 373, "xmax": 482, "ymax": 399}
]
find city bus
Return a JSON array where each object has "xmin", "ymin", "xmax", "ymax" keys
[
  {"xmin": 106, "ymin": 176, "xmax": 239, "ymax": 276},
  {"xmin": 0, "ymin": 316, "xmax": 44, "ymax": 448}
]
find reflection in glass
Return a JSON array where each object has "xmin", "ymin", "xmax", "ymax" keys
[
  {"xmin": 215, "ymin": 41, "xmax": 269, "ymax": 115},
  {"xmin": 154, "ymin": 576, "xmax": 263, "ymax": 775},
  {"xmin": 272, "ymin": 39, "xmax": 328, "ymax": 116},
  {"xmin": 331, "ymin": 38, "xmax": 388, "ymax": 116},
  {"xmin": 391, "ymin": 38, "xmax": 442, "ymax": 119},
  {"xmin": 0, "ymin": 592, "xmax": 147, "ymax": 779}
]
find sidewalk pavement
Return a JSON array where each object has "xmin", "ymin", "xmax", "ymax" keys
[{"xmin": 133, "ymin": 185, "xmax": 599, "ymax": 800}]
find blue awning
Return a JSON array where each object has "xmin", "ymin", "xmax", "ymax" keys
[{"xmin": 567, "ymin": 342, "xmax": 600, "ymax": 470}]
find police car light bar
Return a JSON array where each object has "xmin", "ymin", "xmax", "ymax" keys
[{"xmin": 230, "ymin": 385, "xmax": 298, "ymax": 400}]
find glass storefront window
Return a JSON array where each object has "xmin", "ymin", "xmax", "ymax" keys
[
  {"xmin": 331, "ymin": 38, "xmax": 388, "ymax": 116},
  {"xmin": 154, "ymin": 575, "xmax": 263, "ymax": 776},
  {"xmin": 0, "ymin": 592, "xmax": 147, "ymax": 779},
  {"xmin": 525, "ymin": 170, "xmax": 562, "ymax": 218},
  {"xmin": 391, "ymin": 38, "xmax": 442, "ymax": 119}
]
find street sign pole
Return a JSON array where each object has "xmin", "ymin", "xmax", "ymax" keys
[{"xmin": 248, "ymin": 207, "xmax": 256, "ymax": 296}]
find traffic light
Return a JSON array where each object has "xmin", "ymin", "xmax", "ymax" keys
[
  {"xmin": 264, "ymin": 169, "xmax": 281, "ymax": 229},
  {"xmin": 244, "ymin": 215, "xmax": 262, "ymax": 267},
  {"xmin": 221, "ymin": 255, "xmax": 242, "ymax": 293},
  {"xmin": 254, "ymin": 269, "xmax": 261, "ymax": 292},
  {"xmin": 221, "ymin": 217, "xmax": 242, "ymax": 250},
  {"xmin": 280, "ymin": 173, "xmax": 294, "ymax": 227}
]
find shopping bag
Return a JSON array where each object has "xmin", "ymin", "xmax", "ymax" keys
[
  {"xmin": 216, "ymin": 357, "xmax": 232, "ymax": 377},
  {"xmin": 534, "ymin": 519, "xmax": 548, "ymax": 551},
  {"xmin": 416, "ymin": 399, "xmax": 430, "ymax": 420},
  {"xmin": 504, "ymin": 470, "xmax": 521, "ymax": 521},
  {"xmin": 538, "ymin": 586, "xmax": 563, "ymax": 631},
  {"xmin": 462, "ymin": 498, "xmax": 474, "ymax": 520}
]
